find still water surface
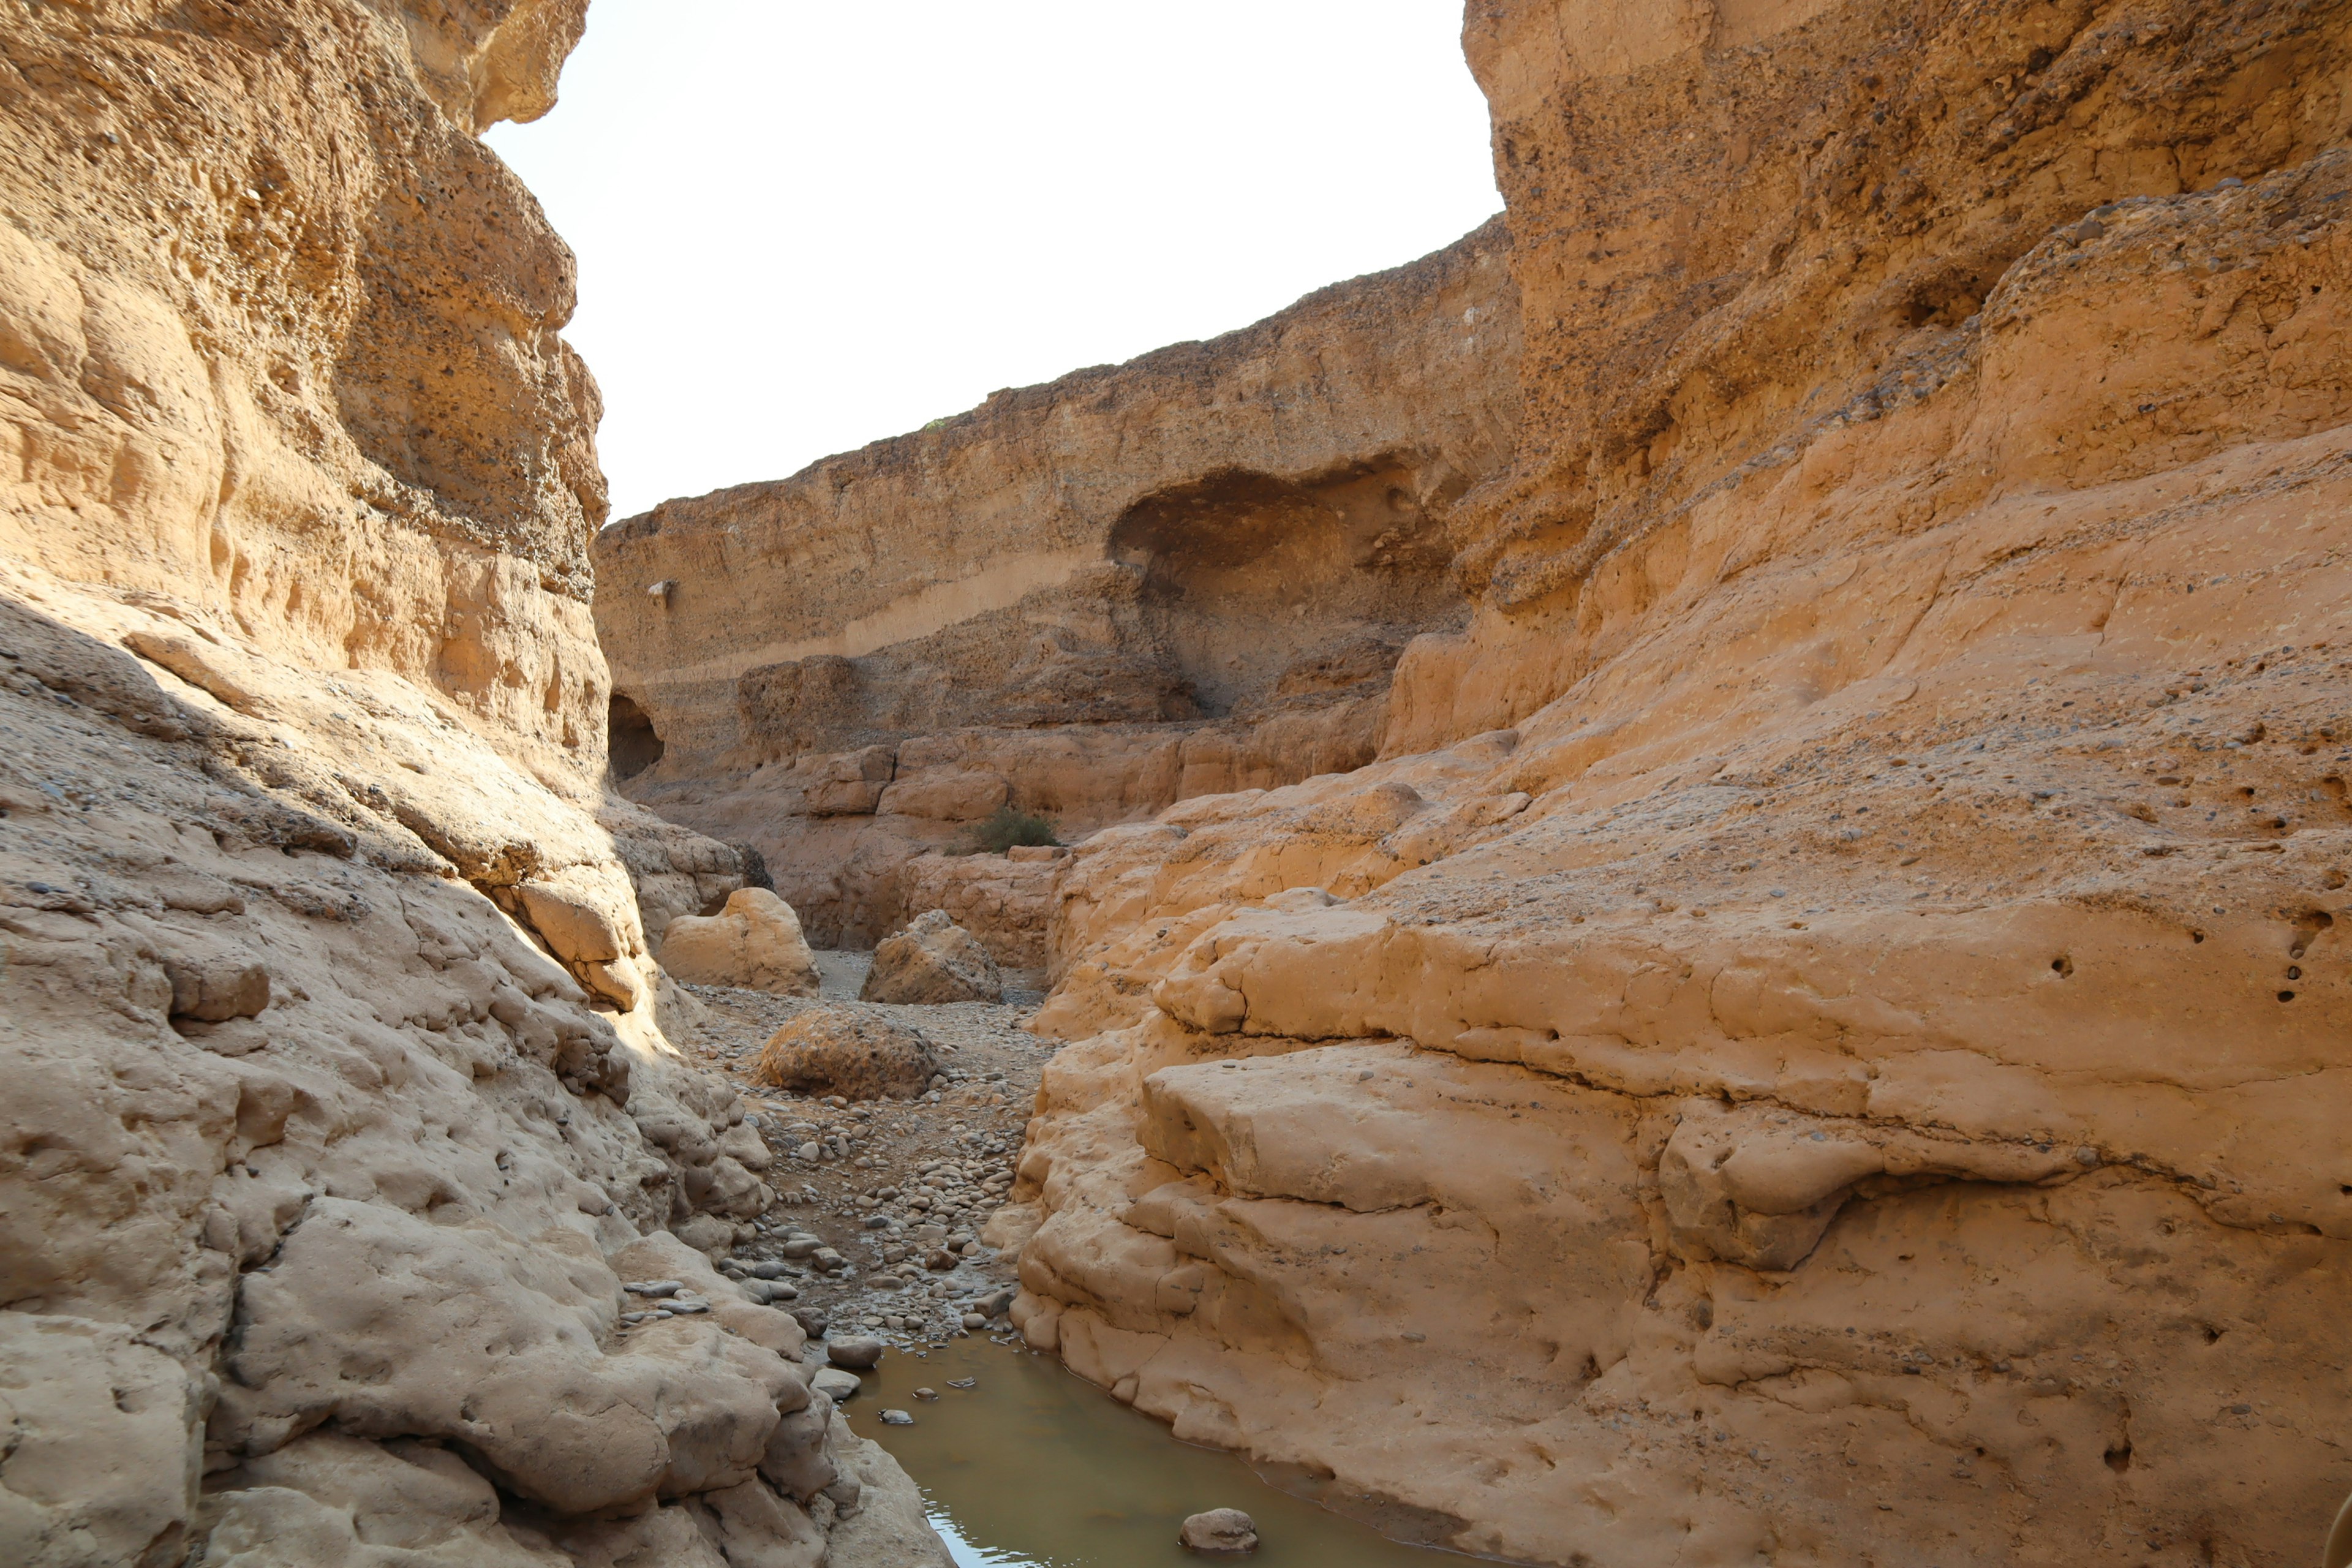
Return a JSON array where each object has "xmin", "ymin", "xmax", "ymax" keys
[{"xmin": 842, "ymin": 1336, "xmax": 1456, "ymax": 1567}]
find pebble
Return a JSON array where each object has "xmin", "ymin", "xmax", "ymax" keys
[
  {"xmin": 880, "ymin": 1409, "xmax": 915, "ymax": 1425},
  {"xmin": 913, "ymin": 1386, "xmax": 938, "ymax": 1401},
  {"xmin": 946, "ymin": 1378, "xmax": 976, "ymax": 1389},
  {"xmin": 622, "ymin": 1280, "xmax": 683, "ymax": 1297}
]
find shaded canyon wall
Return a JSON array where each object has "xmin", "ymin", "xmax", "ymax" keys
[{"xmin": 0, "ymin": 3, "xmax": 936, "ymax": 1565}]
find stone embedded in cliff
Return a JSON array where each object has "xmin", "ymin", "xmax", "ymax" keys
[
  {"xmin": 658, "ymin": 888, "xmax": 822, "ymax": 996},
  {"xmin": 861, "ymin": 910, "xmax": 1004, "ymax": 1005},
  {"xmin": 517, "ymin": 881, "xmax": 628, "ymax": 964},
  {"xmin": 213, "ymin": 1200, "xmax": 804, "ymax": 1515},
  {"xmin": 878, "ymin": 771, "xmax": 1010, "ymax": 822},
  {"xmin": 0, "ymin": 1314, "xmax": 202, "ymax": 1568},
  {"xmin": 756, "ymin": 1008, "xmax": 944, "ymax": 1101}
]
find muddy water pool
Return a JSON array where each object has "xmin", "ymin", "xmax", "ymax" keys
[{"xmin": 840, "ymin": 1335, "xmax": 1463, "ymax": 1566}]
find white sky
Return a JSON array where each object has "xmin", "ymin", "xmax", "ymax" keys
[{"xmin": 485, "ymin": 2, "xmax": 1502, "ymax": 524}]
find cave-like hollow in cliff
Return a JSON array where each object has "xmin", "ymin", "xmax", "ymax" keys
[
  {"xmin": 1106, "ymin": 459, "xmax": 1466, "ymax": 717},
  {"xmin": 608, "ymin": 691, "xmax": 665, "ymax": 778}
]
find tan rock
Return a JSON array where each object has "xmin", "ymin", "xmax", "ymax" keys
[
  {"xmin": 201, "ymin": 1431, "xmax": 566, "ymax": 1567},
  {"xmin": 878, "ymin": 771, "xmax": 1009, "ymax": 821},
  {"xmin": 755, "ymin": 1008, "xmax": 943, "ymax": 1101},
  {"xmin": 1178, "ymin": 1509, "xmax": 1257, "ymax": 1554},
  {"xmin": 0, "ymin": 1314, "xmax": 201, "ymax": 1568},
  {"xmin": 518, "ymin": 882, "xmax": 627, "ymax": 964},
  {"xmin": 659, "ymin": 889, "xmax": 821, "ymax": 996},
  {"xmin": 861, "ymin": 910, "xmax": 1003, "ymax": 1004}
]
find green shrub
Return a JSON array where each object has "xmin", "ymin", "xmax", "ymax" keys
[{"xmin": 967, "ymin": 804, "xmax": 1059, "ymax": 854}]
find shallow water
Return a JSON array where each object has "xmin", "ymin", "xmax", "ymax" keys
[{"xmin": 840, "ymin": 1336, "xmax": 1457, "ymax": 1567}]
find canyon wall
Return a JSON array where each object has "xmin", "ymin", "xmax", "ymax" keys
[
  {"xmin": 0, "ymin": 4, "xmax": 934, "ymax": 1564},
  {"xmin": 987, "ymin": 2, "xmax": 2352, "ymax": 1566},
  {"xmin": 594, "ymin": 222, "xmax": 1520, "ymax": 956}
]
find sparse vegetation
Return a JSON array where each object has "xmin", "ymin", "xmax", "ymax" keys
[{"xmin": 965, "ymin": 804, "xmax": 1059, "ymax": 855}]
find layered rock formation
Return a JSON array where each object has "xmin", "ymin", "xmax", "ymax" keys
[
  {"xmin": 0, "ymin": 3, "xmax": 937, "ymax": 1564},
  {"xmin": 973, "ymin": 3, "xmax": 2352, "ymax": 1566},
  {"xmin": 595, "ymin": 222, "xmax": 1521, "ymax": 953}
]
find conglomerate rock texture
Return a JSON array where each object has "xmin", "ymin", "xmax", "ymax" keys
[
  {"xmin": 594, "ymin": 222, "xmax": 1521, "ymax": 954},
  {"xmin": 0, "ymin": 3, "xmax": 940, "ymax": 1565},
  {"xmin": 967, "ymin": 4, "xmax": 2352, "ymax": 1567}
]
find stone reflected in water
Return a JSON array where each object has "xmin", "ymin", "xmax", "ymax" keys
[{"xmin": 844, "ymin": 1338, "xmax": 1456, "ymax": 1567}]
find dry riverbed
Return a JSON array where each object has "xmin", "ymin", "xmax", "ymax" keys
[{"xmin": 674, "ymin": 951, "xmax": 1049, "ymax": 1352}]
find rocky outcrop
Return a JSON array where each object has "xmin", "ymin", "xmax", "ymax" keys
[
  {"xmin": 0, "ymin": 4, "xmax": 936, "ymax": 1565},
  {"xmin": 861, "ymin": 910, "xmax": 1003, "ymax": 1005},
  {"xmin": 595, "ymin": 222, "xmax": 1521, "ymax": 949},
  {"xmin": 989, "ymin": 4, "xmax": 2352, "ymax": 1566}
]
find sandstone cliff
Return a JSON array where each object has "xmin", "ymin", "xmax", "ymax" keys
[
  {"xmin": 594, "ymin": 221, "xmax": 1520, "ymax": 955},
  {"xmin": 0, "ymin": 4, "xmax": 935, "ymax": 1564},
  {"xmin": 976, "ymin": 3, "xmax": 2352, "ymax": 1566}
]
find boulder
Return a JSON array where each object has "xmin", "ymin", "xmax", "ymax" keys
[
  {"xmin": 1179, "ymin": 1509, "xmax": 1258, "ymax": 1553},
  {"xmin": 755, "ymin": 1008, "xmax": 942, "ymax": 1101},
  {"xmin": 660, "ymin": 889, "xmax": 820, "ymax": 995},
  {"xmin": 859, "ymin": 910, "xmax": 1001, "ymax": 1005},
  {"xmin": 516, "ymin": 882, "xmax": 627, "ymax": 965},
  {"xmin": 825, "ymin": 1335, "xmax": 885, "ymax": 1370}
]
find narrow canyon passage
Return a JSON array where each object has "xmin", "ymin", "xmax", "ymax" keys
[{"xmin": 2, "ymin": 1, "xmax": 2348, "ymax": 1567}]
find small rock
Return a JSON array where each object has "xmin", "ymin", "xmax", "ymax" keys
[
  {"xmin": 812, "ymin": 1367, "xmax": 862, "ymax": 1403},
  {"xmin": 961, "ymin": 1313, "xmax": 987, "ymax": 1330},
  {"xmin": 880, "ymin": 1409, "xmax": 914, "ymax": 1425},
  {"xmin": 790, "ymin": 1306, "xmax": 830, "ymax": 1338},
  {"xmin": 946, "ymin": 1378, "xmax": 976, "ymax": 1390},
  {"xmin": 1180, "ymin": 1509, "xmax": 1258, "ymax": 1554},
  {"xmin": 913, "ymin": 1387, "xmax": 938, "ymax": 1401},
  {"xmin": 778, "ymin": 1236, "xmax": 823, "ymax": 1259},
  {"xmin": 827, "ymin": 1334, "xmax": 886, "ymax": 1370},
  {"xmin": 924, "ymin": 1248, "xmax": 956, "ymax": 1271},
  {"xmin": 666, "ymin": 1297, "xmax": 709, "ymax": 1314},
  {"xmin": 622, "ymin": 1280, "xmax": 683, "ymax": 1297}
]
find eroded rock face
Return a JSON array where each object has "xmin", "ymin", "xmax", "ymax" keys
[
  {"xmin": 596, "ymin": 222, "xmax": 1521, "ymax": 949},
  {"xmin": 992, "ymin": 5, "xmax": 2352, "ymax": 1566},
  {"xmin": 0, "ymin": 3, "xmax": 939, "ymax": 1565},
  {"xmin": 861, "ymin": 910, "xmax": 1003, "ymax": 1005}
]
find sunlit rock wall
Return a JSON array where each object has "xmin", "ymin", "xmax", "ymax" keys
[{"xmin": 1000, "ymin": 4, "xmax": 2352, "ymax": 1565}]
